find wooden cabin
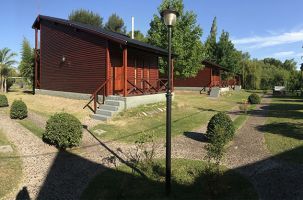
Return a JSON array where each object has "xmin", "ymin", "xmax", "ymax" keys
[
  {"xmin": 32, "ymin": 15, "xmax": 172, "ymax": 114},
  {"xmin": 174, "ymin": 60, "xmax": 240, "ymax": 91}
]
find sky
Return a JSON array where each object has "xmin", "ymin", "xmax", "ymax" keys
[{"xmin": 1, "ymin": 0, "xmax": 303, "ymax": 68}]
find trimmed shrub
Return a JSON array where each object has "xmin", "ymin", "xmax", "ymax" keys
[
  {"xmin": 10, "ymin": 100, "xmax": 27, "ymax": 119},
  {"xmin": 206, "ymin": 112, "xmax": 235, "ymax": 143},
  {"xmin": 43, "ymin": 113, "xmax": 83, "ymax": 149},
  {"xmin": 0, "ymin": 94, "xmax": 8, "ymax": 107},
  {"xmin": 248, "ymin": 93, "xmax": 261, "ymax": 104}
]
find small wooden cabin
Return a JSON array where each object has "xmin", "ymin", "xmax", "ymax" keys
[
  {"xmin": 174, "ymin": 60, "xmax": 239, "ymax": 89},
  {"xmin": 32, "ymin": 15, "xmax": 172, "ymax": 112}
]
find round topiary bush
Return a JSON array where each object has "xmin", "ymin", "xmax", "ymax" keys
[
  {"xmin": 206, "ymin": 112, "xmax": 235, "ymax": 143},
  {"xmin": 43, "ymin": 113, "xmax": 83, "ymax": 149},
  {"xmin": 0, "ymin": 94, "xmax": 8, "ymax": 107},
  {"xmin": 10, "ymin": 100, "xmax": 27, "ymax": 119},
  {"xmin": 248, "ymin": 93, "xmax": 261, "ymax": 104}
]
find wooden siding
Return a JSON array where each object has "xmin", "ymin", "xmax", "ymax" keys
[
  {"xmin": 174, "ymin": 66, "xmax": 212, "ymax": 87},
  {"xmin": 40, "ymin": 21, "xmax": 106, "ymax": 94}
]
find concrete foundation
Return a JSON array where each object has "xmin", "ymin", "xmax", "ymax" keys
[{"xmin": 35, "ymin": 89, "xmax": 167, "ymax": 109}]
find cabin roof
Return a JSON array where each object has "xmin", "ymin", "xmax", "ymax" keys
[
  {"xmin": 32, "ymin": 15, "xmax": 170, "ymax": 56},
  {"xmin": 202, "ymin": 60, "xmax": 230, "ymax": 72}
]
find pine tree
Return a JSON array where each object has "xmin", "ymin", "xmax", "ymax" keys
[
  {"xmin": 204, "ymin": 17, "xmax": 218, "ymax": 63},
  {"xmin": 105, "ymin": 14, "xmax": 126, "ymax": 34},
  {"xmin": 147, "ymin": 0, "xmax": 204, "ymax": 77},
  {"xmin": 19, "ymin": 38, "xmax": 34, "ymax": 84},
  {"xmin": 68, "ymin": 9, "xmax": 103, "ymax": 27}
]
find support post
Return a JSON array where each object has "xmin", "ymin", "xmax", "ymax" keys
[
  {"xmin": 171, "ymin": 58, "xmax": 174, "ymax": 92},
  {"xmin": 123, "ymin": 47, "xmax": 128, "ymax": 97},
  {"xmin": 106, "ymin": 41, "xmax": 110, "ymax": 96},
  {"xmin": 34, "ymin": 28, "xmax": 38, "ymax": 95},
  {"xmin": 165, "ymin": 25, "xmax": 172, "ymax": 196}
]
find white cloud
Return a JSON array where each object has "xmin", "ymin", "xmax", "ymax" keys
[
  {"xmin": 272, "ymin": 51, "xmax": 295, "ymax": 57},
  {"xmin": 232, "ymin": 30, "xmax": 303, "ymax": 49}
]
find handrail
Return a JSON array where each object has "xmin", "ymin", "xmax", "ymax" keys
[
  {"xmin": 141, "ymin": 79, "xmax": 158, "ymax": 93},
  {"xmin": 157, "ymin": 78, "xmax": 168, "ymax": 91},
  {"xmin": 127, "ymin": 80, "xmax": 144, "ymax": 94},
  {"xmin": 83, "ymin": 78, "xmax": 111, "ymax": 113}
]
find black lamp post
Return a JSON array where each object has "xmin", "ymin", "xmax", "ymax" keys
[{"xmin": 161, "ymin": 8, "xmax": 179, "ymax": 196}]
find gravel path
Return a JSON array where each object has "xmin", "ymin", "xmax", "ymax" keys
[
  {"xmin": 0, "ymin": 113, "xmax": 132, "ymax": 200},
  {"xmin": 224, "ymin": 96, "xmax": 303, "ymax": 199}
]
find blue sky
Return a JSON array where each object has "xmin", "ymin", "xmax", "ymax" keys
[{"xmin": 1, "ymin": 0, "xmax": 303, "ymax": 68}]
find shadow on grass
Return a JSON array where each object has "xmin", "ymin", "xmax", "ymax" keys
[
  {"xmin": 257, "ymin": 122, "xmax": 303, "ymax": 140},
  {"xmin": 24, "ymin": 131, "xmax": 303, "ymax": 199},
  {"xmin": 93, "ymin": 111, "xmax": 205, "ymax": 143}
]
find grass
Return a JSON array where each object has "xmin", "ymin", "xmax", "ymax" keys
[
  {"xmin": 5, "ymin": 90, "xmax": 90, "ymax": 121},
  {"xmin": 81, "ymin": 159, "xmax": 258, "ymax": 200},
  {"xmin": 0, "ymin": 130, "xmax": 22, "ymax": 198},
  {"xmin": 18, "ymin": 119, "xmax": 44, "ymax": 138},
  {"xmin": 233, "ymin": 105, "xmax": 256, "ymax": 130},
  {"xmin": 262, "ymin": 96, "xmax": 303, "ymax": 164},
  {"xmin": 92, "ymin": 90, "xmax": 250, "ymax": 143}
]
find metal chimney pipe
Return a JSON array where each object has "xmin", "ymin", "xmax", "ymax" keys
[{"xmin": 131, "ymin": 16, "xmax": 135, "ymax": 39}]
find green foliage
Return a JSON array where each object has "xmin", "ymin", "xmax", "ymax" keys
[
  {"xmin": 6, "ymin": 78, "xmax": 14, "ymax": 91},
  {"xmin": 206, "ymin": 112, "xmax": 235, "ymax": 143},
  {"xmin": 10, "ymin": 100, "xmax": 27, "ymax": 119},
  {"xmin": 147, "ymin": 0, "xmax": 204, "ymax": 78},
  {"xmin": 204, "ymin": 17, "xmax": 217, "ymax": 63},
  {"xmin": 43, "ymin": 113, "xmax": 83, "ymax": 149},
  {"xmin": 68, "ymin": 9, "xmax": 103, "ymax": 27},
  {"xmin": 0, "ymin": 48, "xmax": 17, "ymax": 92},
  {"xmin": 19, "ymin": 37, "xmax": 34, "ymax": 84},
  {"xmin": 248, "ymin": 93, "xmax": 261, "ymax": 104},
  {"xmin": 216, "ymin": 30, "xmax": 243, "ymax": 74},
  {"xmin": 0, "ymin": 94, "xmax": 8, "ymax": 107},
  {"xmin": 105, "ymin": 13, "xmax": 126, "ymax": 33},
  {"xmin": 127, "ymin": 30, "xmax": 146, "ymax": 42}
]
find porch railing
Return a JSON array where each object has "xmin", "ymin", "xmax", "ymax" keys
[{"xmin": 83, "ymin": 78, "xmax": 111, "ymax": 113}]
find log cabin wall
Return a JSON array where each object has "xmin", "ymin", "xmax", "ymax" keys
[
  {"xmin": 174, "ymin": 66, "xmax": 212, "ymax": 87},
  {"xmin": 40, "ymin": 20, "xmax": 107, "ymax": 94}
]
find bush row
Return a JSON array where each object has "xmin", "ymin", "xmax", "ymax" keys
[{"xmin": 1, "ymin": 94, "xmax": 83, "ymax": 150}]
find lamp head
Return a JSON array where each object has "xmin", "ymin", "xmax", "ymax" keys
[{"xmin": 161, "ymin": 8, "xmax": 179, "ymax": 26}]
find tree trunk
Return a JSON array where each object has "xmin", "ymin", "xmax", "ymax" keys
[
  {"xmin": 4, "ymin": 78, "xmax": 7, "ymax": 93},
  {"xmin": 0, "ymin": 75, "xmax": 3, "ymax": 92}
]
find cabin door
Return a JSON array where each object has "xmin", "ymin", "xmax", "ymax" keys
[{"xmin": 111, "ymin": 50, "xmax": 124, "ymax": 95}]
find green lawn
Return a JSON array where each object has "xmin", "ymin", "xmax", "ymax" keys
[
  {"xmin": 0, "ymin": 130, "xmax": 22, "ymax": 198},
  {"xmin": 92, "ymin": 90, "xmax": 250, "ymax": 143},
  {"xmin": 261, "ymin": 96, "xmax": 303, "ymax": 164},
  {"xmin": 233, "ymin": 105, "xmax": 256, "ymax": 130},
  {"xmin": 81, "ymin": 159, "xmax": 257, "ymax": 200},
  {"xmin": 18, "ymin": 119, "xmax": 44, "ymax": 138}
]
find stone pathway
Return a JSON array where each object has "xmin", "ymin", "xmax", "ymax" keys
[{"xmin": 224, "ymin": 96, "xmax": 303, "ymax": 199}]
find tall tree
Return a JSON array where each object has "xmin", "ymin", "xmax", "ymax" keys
[
  {"xmin": 128, "ymin": 30, "xmax": 146, "ymax": 42},
  {"xmin": 147, "ymin": 0, "xmax": 204, "ymax": 77},
  {"xmin": 0, "ymin": 48, "xmax": 17, "ymax": 92},
  {"xmin": 204, "ymin": 17, "xmax": 218, "ymax": 63},
  {"xmin": 105, "ymin": 13, "xmax": 126, "ymax": 34},
  {"xmin": 216, "ymin": 30, "xmax": 242, "ymax": 74},
  {"xmin": 68, "ymin": 9, "xmax": 103, "ymax": 27},
  {"xmin": 19, "ymin": 37, "xmax": 35, "ymax": 85}
]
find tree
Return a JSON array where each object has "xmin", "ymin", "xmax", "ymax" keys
[
  {"xmin": 19, "ymin": 37, "xmax": 35, "ymax": 85},
  {"xmin": 147, "ymin": 0, "xmax": 204, "ymax": 78},
  {"xmin": 68, "ymin": 9, "xmax": 103, "ymax": 27},
  {"xmin": 0, "ymin": 48, "xmax": 17, "ymax": 92},
  {"xmin": 282, "ymin": 59, "xmax": 297, "ymax": 71},
  {"xmin": 204, "ymin": 17, "xmax": 217, "ymax": 63},
  {"xmin": 128, "ymin": 30, "xmax": 146, "ymax": 42},
  {"xmin": 216, "ymin": 30, "xmax": 242, "ymax": 74},
  {"xmin": 105, "ymin": 13, "xmax": 126, "ymax": 34}
]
